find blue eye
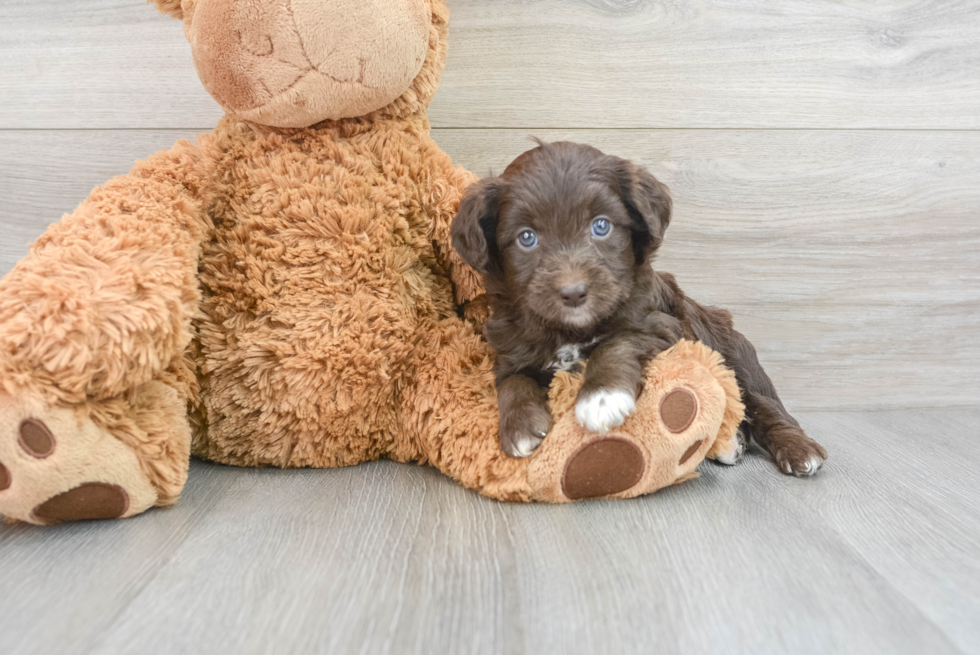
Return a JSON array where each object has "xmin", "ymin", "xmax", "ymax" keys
[
  {"xmin": 591, "ymin": 216, "xmax": 611, "ymax": 238},
  {"xmin": 517, "ymin": 229, "xmax": 538, "ymax": 249}
]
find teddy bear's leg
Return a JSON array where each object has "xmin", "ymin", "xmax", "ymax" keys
[
  {"xmin": 0, "ymin": 141, "xmax": 208, "ymax": 522},
  {"xmin": 394, "ymin": 317, "xmax": 533, "ymax": 501},
  {"xmin": 0, "ymin": 374, "xmax": 192, "ymax": 524},
  {"xmin": 396, "ymin": 318, "xmax": 745, "ymax": 504}
]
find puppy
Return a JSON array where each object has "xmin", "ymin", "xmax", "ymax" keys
[{"xmin": 451, "ymin": 141, "xmax": 828, "ymax": 476}]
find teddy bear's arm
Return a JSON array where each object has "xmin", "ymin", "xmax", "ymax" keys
[{"xmin": 0, "ymin": 140, "xmax": 211, "ymax": 405}]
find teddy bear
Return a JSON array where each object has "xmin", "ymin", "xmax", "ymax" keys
[{"xmin": 0, "ymin": 0, "xmax": 744, "ymax": 525}]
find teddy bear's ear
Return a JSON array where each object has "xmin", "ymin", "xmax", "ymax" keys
[
  {"xmin": 150, "ymin": 0, "xmax": 184, "ymax": 20},
  {"xmin": 452, "ymin": 178, "xmax": 506, "ymax": 276}
]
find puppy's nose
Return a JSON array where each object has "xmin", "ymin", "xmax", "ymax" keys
[{"xmin": 560, "ymin": 283, "xmax": 589, "ymax": 307}]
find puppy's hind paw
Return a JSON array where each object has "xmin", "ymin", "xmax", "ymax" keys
[
  {"xmin": 773, "ymin": 434, "xmax": 828, "ymax": 477},
  {"xmin": 710, "ymin": 428, "xmax": 747, "ymax": 466},
  {"xmin": 575, "ymin": 388, "xmax": 635, "ymax": 434}
]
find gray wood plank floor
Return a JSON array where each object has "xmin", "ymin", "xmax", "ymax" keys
[{"xmin": 1, "ymin": 410, "xmax": 977, "ymax": 655}]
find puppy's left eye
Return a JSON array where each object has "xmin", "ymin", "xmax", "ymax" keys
[
  {"xmin": 591, "ymin": 216, "xmax": 611, "ymax": 238},
  {"xmin": 517, "ymin": 229, "xmax": 538, "ymax": 249}
]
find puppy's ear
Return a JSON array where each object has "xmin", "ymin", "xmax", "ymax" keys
[
  {"xmin": 452, "ymin": 178, "xmax": 505, "ymax": 275},
  {"xmin": 606, "ymin": 158, "xmax": 672, "ymax": 264}
]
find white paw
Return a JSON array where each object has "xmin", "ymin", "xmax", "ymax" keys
[
  {"xmin": 712, "ymin": 429, "xmax": 747, "ymax": 466},
  {"xmin": 795, "ymin": 454, "xmax": 825, "ymax": 477},
  {"xmin": 575, "ymin": 388, "xmax": 636, "ymax": 434},
  {"xmin": 713, "ymin": 443, "xmax": 740, "ymax": 466},
  {"xmin": 779, "ymin": 453, "xmax": 826, "ymax": 476},
  {"xmin": 511, "ymin": 432, "xmax": 545, "ymax": 458}
]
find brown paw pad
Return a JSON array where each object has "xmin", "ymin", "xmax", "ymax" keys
[
  {"xmin": 0, "ymin": 460, "xmax": 9, "ymax": 491},
  {"xmin": 660, "ymin": 388, "xmax": 698, "ymax": 433},
  {"xmin": 679, "ymin": 439, "xmax": 705, "ymax": 465},
  {"xmin": 19, "ymin": 418, "xmax": 56, "ymax": 458},
  {"xmin": 562, "ymin": 438, "xmax": 645, "ymax": 500},
  {"xmin": 33, "ymin": 482, "xmax": 129, "ymax": 524}
]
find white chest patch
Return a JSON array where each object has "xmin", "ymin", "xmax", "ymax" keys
[{"xmin": 545, "ymin": 338, "xmax": 601, "ymax": 373}]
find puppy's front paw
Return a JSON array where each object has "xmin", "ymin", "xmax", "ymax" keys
[
  {"xmin": 500, "ymin": 404, "xmax": 552, "ymax": 458},
  {"xmin": 575, "ymin": 388, "xmax": 636, "ymax": 434}
]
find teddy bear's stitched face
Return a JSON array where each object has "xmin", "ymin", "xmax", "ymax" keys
[{"xmin": 174, "ymin": 0, "xmax": 432, "ymax": 128}]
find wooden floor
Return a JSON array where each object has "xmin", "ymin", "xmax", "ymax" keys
[
  {"xmin": 1, "ymin": 1, "xmax": 979, "ymax": 653},
  {"xmin": 1, "ymin": 409, "xmax": 978, "ymax": 655}
]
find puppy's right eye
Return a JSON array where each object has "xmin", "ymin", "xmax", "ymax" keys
[
  {"xmin": 517, "ymin": 229, "xmax": 538, "ymax": 249},
  {"xmin": 591, "ymin": 216, "xmax": 612, "ymax": 238}
]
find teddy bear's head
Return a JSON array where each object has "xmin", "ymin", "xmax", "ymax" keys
[{"xmin": 153, "ymin": 0, "xmax": 448, "ymax": 128}]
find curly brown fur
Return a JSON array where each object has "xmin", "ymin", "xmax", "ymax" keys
[
  {"xmin": 453, "ymin": 141, "xmax": 826, "ymax": 475},
  {"xmin": 0, "ymin": 0, "xmax": 502, "ymax": 524}
]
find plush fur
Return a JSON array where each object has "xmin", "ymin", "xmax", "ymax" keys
[{"xmin": 0, "ymin": 0, "xmax": 745, "ymax": 524}]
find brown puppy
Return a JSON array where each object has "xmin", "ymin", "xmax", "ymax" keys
[{"xmin": 452, "ymin": 141, "xmax": 827, "ymax": 476}]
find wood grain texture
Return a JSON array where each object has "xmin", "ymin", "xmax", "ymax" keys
[
  {"xmin": 433, "ymin": 0, "xmax": 980, "ymax": 129},
  {"xmin": 0, "ymin": 464, "xmax": 236, "ymax": 655},
  {"xmin": 3, "ymin": 0, "xmax": 980, "ymax": 129},
  {"xmin": 0, "ymin": 410, "xmax": 977, "ymax": 655},
  {"xmin": 751, "ymin": 411, "xmax": 980, "ymax": 655},
  {"xmin": 436, "ymin": 129, "xmax": 980, "ymax": 411},
  {"xmin": 2, "ymin": 129, "xmax": 977, "ymax": 410},
  {"xmin": 0, "ymin": 0, "xmax": 220, "ymax": 130}
]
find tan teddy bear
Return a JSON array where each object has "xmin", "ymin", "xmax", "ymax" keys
[{"xmin": 0, "ymin": 0, "xmax": 743, "ymax": 524}]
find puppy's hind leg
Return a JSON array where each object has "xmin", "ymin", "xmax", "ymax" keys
[{"xmin": 724, "ymin": 331, "xmax": 827, "ymax": 476}]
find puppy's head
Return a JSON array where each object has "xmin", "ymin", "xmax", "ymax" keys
[{"xmin": 452, "ymin": 141, "xmax": 672, "ymax": 330}]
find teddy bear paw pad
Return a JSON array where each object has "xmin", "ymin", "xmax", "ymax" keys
[
  {"xmin": 561, "ymin": 437, "xmax": 645, "ymax": 500},
  {"xmin": 18, "ymin": 418, "xmax": 56, "ymax": 458},
  {"xmin": 33, "ymin": 483, "xmax": 129, "ymax": 522},
  {"xmin": 679, "ymin": 439, "xmax": 705, "ymax": 465},
  {"xmin": 0, "ymin": 398, "xmax": 156, "ymax": 524},
  {"xmin": 659, "ymin": 388, "xmax": 698, "ymax": 433}
]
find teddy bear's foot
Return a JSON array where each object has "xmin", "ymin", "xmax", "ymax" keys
[
  {"xmin": 560, "ymin": 385, "xmax": 717, "ymax": 499},
  {"xmin": 532, "ymin": 381, "xmax": 726, "ymax": 501},
  {"xmin": 527, "ymin": 341, "xmax": 745, "ymax": 502},
  {"xmin": 0, "ymin": 396, "xmax": 156, "ymax": 524}
]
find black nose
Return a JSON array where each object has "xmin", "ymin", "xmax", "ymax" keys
[{"xmin": 560, "ymin": 283, "xmax": 588, "ymax": 307}]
